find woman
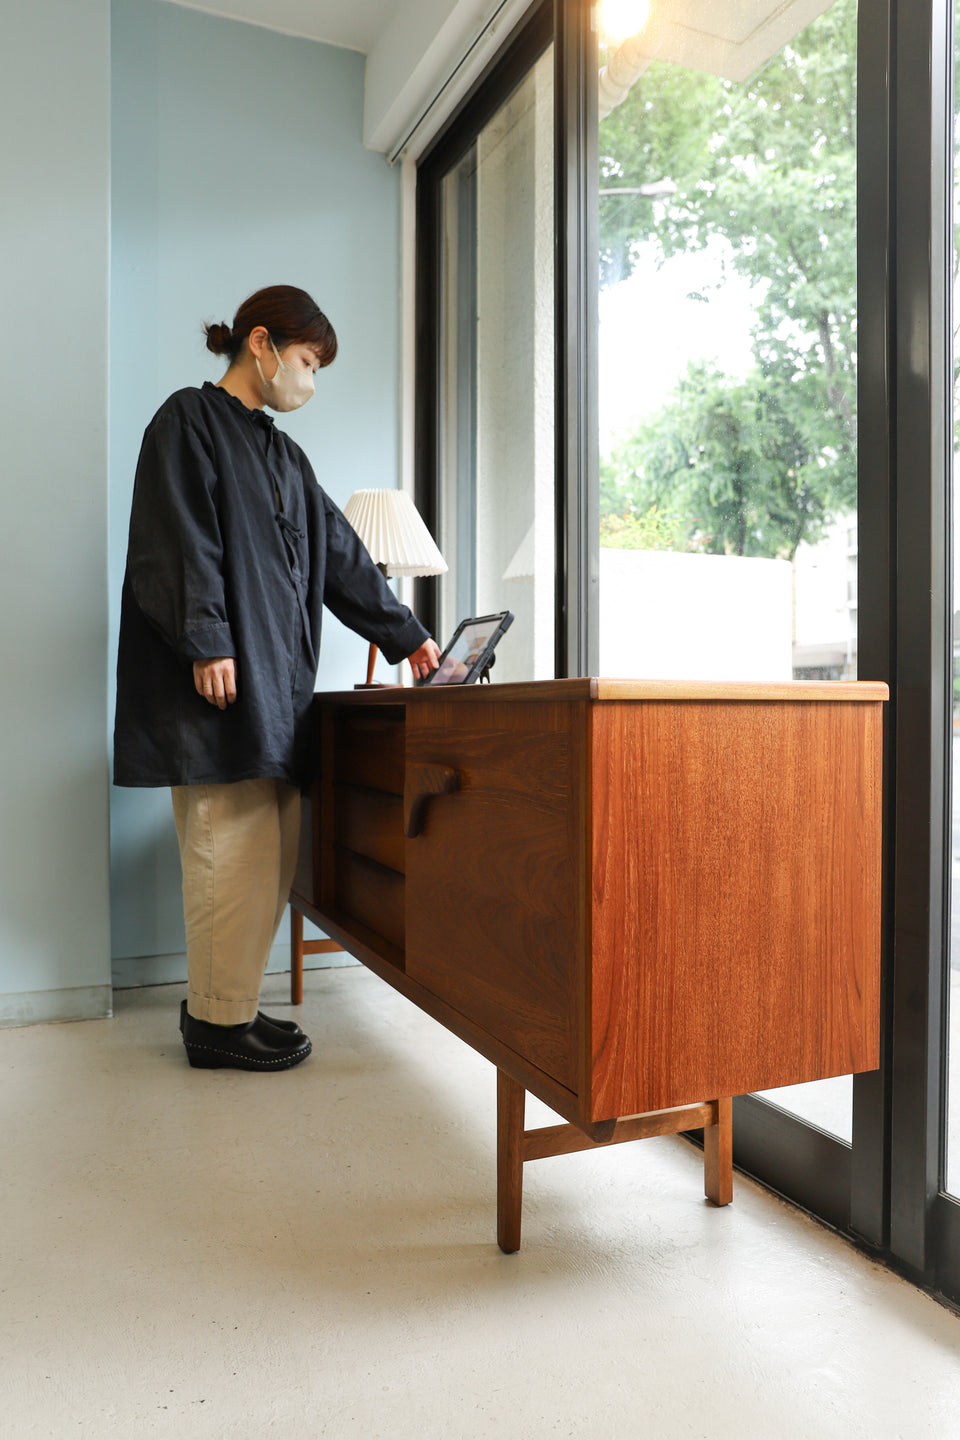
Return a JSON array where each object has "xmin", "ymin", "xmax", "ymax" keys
[{"xmin": 114, "ymin": 286, "xmax": 440, "ymax": 1071}]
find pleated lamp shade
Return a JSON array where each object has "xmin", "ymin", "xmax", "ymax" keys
[{"xmin": 343, "ymin": 489, "xmax": 447, "ymax": 578}]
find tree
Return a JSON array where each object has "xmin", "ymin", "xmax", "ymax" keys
[
  {"xmin": 602, "ymin": 362, "xmax": 846, "ymax": 559},
  {"xmin": 599, "ymin": 0, "xmax": 857, "ymax": 557}
]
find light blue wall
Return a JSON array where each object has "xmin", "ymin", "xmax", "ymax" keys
[
  {"xmin": 110, "ymin": 0, "xmax": 402, "ymax": 978},
  {"xmin": 0, "ymin": 0, "xmax": 113, "ymax": 1024}
]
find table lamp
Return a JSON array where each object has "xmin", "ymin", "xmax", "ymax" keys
[{"xmin": 343, "ymin": 488, "xmax": 447, "ymax": 684}]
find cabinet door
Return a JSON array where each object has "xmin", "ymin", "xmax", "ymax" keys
[
  {"xmin": 405, "ymin": 699, "xmax": 583, "ymax": 1092},
  {"xmin": 590, "ymin": 698, "xmax": 883, "ymax": 1119}
]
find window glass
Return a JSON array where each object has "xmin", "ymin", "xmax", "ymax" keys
[
  {"xmin": 436, "ymin": 47, "xmax": 556, "ymax": 682},
  {"xmin": 597, "ymin": 0, "xmax": 858, "ymax": 1138}
]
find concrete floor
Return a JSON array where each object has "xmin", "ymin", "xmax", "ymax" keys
[{"xmin": 3, "ymin": 967, "xmax": 960, "ymax": 1440}]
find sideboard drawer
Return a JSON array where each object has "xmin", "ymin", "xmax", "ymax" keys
[
  {"xmin": 335, "ymin": 847, "xmax": 405, "ymax": 954},
  {"xmin": 335, "ymin": 785, "xmax": 405, "ymax": 874},
  {"xmin": 336, "ymin": 709, "xmax": 405, "ymax": 795}
]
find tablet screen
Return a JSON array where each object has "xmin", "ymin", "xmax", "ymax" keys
[{"xmin": 420, "ymin": 613, "xmax": 513, "ymax": 686}]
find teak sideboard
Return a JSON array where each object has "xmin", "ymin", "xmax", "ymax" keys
[{"xmin": 289, "ymin": 677, "xmax": 886, "ymax": 1251}]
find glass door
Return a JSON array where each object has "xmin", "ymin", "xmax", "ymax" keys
[
  {"xmin": 418, "ymin": 0, "xmax": 950, "ymax": 1273},
  {"xmin": 422, "ymin": 14, "xmax": 556, "ymax": 684},
  {"xmin": 595, "ymin": 0, "xmax": 859, "ymax": 1144}
]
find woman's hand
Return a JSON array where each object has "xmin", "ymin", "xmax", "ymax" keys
[
  {"xmin": 407, "ymin": 639, "xmax": 441, "ymax": 682},
  {"xmin": 193, "ymin": 657, "xmax": 237, "ymax": 709}
]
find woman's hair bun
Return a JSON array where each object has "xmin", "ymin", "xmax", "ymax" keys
[
  {"xmin": 204, "ymin": 321, "xmax": 234, "ymax": 356},
  {"xmin": 202, "ymin": 288, "xmax": 337, "ymax": 368}
]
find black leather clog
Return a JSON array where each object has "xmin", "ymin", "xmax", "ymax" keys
[
  {"xmin": 179, "ymin": 999, "xmax": 304, "ymax": 1040},
  {"xmin": 180, "ymin": 1006, "xmax": 312, "ymax": 1071}
]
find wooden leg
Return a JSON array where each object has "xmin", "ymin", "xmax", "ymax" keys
[
  {"xmin": 493, "ymin": 1090, "xmax": 729, "ymax": 1249},
  {"xmin": 290, "ymin": 907, "xmax": 304, "ymax": 1006},
  {"xmin": 497, "ymin": 1070, "xmax": 525, "ymax": 1254},
  {"xmin": 704, "ymin": 1096, "xmax": 733, "ymax": 1206}
]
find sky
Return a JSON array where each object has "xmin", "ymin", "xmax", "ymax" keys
[{"xmin": 598, "ymin": 232, "xmax": 762, "ymax": 452}]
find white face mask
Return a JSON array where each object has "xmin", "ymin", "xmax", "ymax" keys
[{"xmin": 255, "ymin": 340, "xmax": 315, "ymax": 412}]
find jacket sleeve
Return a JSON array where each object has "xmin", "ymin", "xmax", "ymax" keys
[
  {"xmin": 320, "ymin": 492, "xmax": 431, "ymax": 664},
  {"xmin": 125, "ymin": 409, "xmax": 237, "ymax": 664}
]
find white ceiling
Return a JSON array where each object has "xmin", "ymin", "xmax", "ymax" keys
[
  {"xmin": 158, "ymin": 0, "xmax": 401, "ymax": 53},
  {"xmin": 645, "ymin": 0, "xmax": 838, "ymax": 83},
  {"xmin": 157, "ymin": 0, "xmax": 839, "ymax": 151}
]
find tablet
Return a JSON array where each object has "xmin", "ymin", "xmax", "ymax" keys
[{"xmin": 417, "ymin": 612, "xmax": 514, "ymax": 686}]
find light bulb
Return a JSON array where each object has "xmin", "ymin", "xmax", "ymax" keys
[{"xmin": 600, "ymin": 0, "xmax": 651, "ymax": 44}]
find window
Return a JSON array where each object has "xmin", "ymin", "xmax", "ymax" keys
[
  {"xmin": 416, "ymin": 0, "xmax": 960, "ymax": 1306},
  {"xmin": 417, "ymin": 8, "xmax": 556, "ymax": 680},
  {"xmin": 596, "ymin": 0, "xmax": 858, "ymax": 1135}
]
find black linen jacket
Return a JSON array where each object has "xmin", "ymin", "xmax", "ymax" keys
[{"xmin": 114, "ymin": 383, "xmax": 429, "ymax": 789}]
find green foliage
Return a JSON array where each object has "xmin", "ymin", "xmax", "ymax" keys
[
  {"xmin": 601, "ymin": 362, "xmax": 851, "ymax": 558},
  {"xmin": 599, "ymin": 0, "xmax": 857, "ymax": 558},
  {"xmin": 598, "ymin": 505, "xmax": 699, "ymax": 551}
]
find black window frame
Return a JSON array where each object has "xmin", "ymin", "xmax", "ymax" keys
[{"xmin": 884, "ymin": 0, "xmax": 960, "ymax": 1302}]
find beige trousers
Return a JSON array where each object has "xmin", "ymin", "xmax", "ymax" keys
[{"xmin": 171, "ymin": 778, "xmax": 301, "ymax": 1025}]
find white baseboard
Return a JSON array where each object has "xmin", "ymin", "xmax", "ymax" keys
[
  {"xmin": 111, "ymin": 941, "xmax": 359, "ymax": 991},
  {"xmin": 0, "ymin": 985, "xmax": 113, "ymax": 1029}
]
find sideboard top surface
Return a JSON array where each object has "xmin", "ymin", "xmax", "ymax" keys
[{"xmin": 317, "ymin": 677, "xmax": 889, "ymax": 706}]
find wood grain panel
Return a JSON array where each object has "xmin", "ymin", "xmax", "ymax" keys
[
  {"xmin": 336, "ymin": 708, "xmax": 405, "ymax": 795},
  {"xmin": 293, "ymin": 890, "xmax": 584, "ymax": 1124},
  {"xmin": 334, "ymin": 848, "xmax": 405, "ymax": 955},
  {"xmin": 335, "ymin": 785, "xmax": 405, "ymax": 873},
  {"xmin": 405, "ymin": 701, "xmax": 583, "ymax": 1091},
  {"xmin": 590, "ymin": 699, "xmax": 884, "ymax": 1119}
]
